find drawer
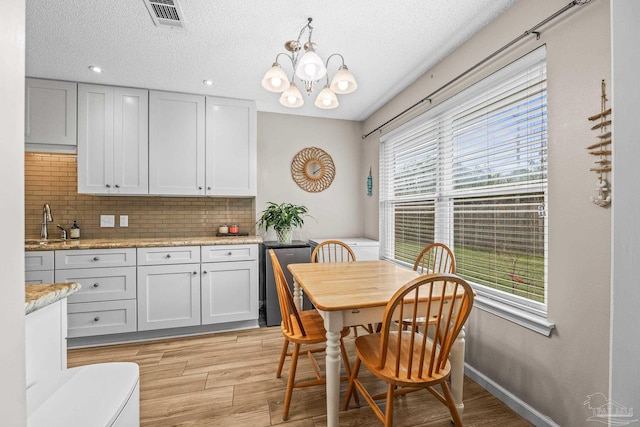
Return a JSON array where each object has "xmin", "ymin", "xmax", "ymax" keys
[
  {"xmin": 137, "ymin": 246, "xmax": 200, "ymax": 265},
  {"xmin": 25, "ymin": 270, "xmax": 54, "ymax": 285},
  {"xmin": 25, "ymin": 251, "xmax": 54, "ymax": 271},
  {"xmin": 67, "ymin": 300, "xmax": 137, "ymax": 338},
  {"xmin": 201, "ymin": 244, "xmax": 257, "ymax": 263},
  {"xmin": 56, "ymin": 266, "xmax": 136, "ymax": 303},
  {"xmin": 55, "ymin": 248, "xmax": 136, "ymax": 269}
]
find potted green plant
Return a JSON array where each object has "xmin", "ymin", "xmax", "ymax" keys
[{"xmin": 257, "ymin": 202, "xmax": 310, "ymax": 244}]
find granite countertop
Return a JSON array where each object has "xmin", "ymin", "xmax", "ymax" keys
[
  {"xmin": 25, "ymin": 282, "xmax": 81, "ymax": 315},
  {"xmin": 25, "ymin": 235, "xmax": 263, "ymax": 251}
]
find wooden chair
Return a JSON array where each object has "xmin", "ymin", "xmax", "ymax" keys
[
  {"xmin": 311, "ymin": 240, "xmax": 373, "ymax": 335},
  {"xmin": 402, "ymin": 242, "xmax": 456, "ymax": 331},
  {"xmin": 269, "ymin": 250, "xmax": 353, "ymax": 421},
  {"xmin": 310, "ymin": 239, "xmax": 356, "ymax": 263},
  {"xmin": 343, "ymin": 274, "xmax": 474, "ymax": 426},
  {"xmin": 413, "ymin": 242, "xmax": 456, "ymax": 275}
]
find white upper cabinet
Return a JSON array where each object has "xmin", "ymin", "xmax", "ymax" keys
[
  {"xmin": 77, "ymin": 84, "xmax": 148, "ymax": 195},
  {"xmin": 31, "ymin": 80, "xmax": 255, "ymax": 197},
  {"xmin": 25, "ymin": 78, "xmax": 77, "ymax": 149},
  {"xmin": 149, "ymin": 91, "xmax": 206, "ymax": 196},
  {"xmin": 205, "ymin": 97, "xmax": 256, "ymax": 196}
]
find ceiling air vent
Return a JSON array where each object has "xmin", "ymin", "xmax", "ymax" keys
[{"xmin": 143, "ymin": 0, "xmax": 186, "ymax": 29}]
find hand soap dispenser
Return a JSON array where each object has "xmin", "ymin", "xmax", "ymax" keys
[{"xmin": 70, "ymin": 220, "xmax": 80, "ymax": 239}]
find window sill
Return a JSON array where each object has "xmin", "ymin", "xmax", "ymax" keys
[{"xmin": 473, "ymin": 293, "xmax": 555, "ymax": 336}]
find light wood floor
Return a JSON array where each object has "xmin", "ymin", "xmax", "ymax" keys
[{"xmin": 68, "ymin": 326, "xmax": 533, "ymax": 427}]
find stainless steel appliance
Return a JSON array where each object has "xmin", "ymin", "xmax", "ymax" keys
[{"xmin": 261, "ymin": 241, "xmax": 312, "ymax": 327}]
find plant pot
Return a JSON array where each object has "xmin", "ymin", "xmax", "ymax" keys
[{"xmin": 276, "ymin": 227, "xmax": 293, "ymax": 244}]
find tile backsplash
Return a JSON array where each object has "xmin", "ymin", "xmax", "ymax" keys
[{"xmin": 25, "ymin": 153, "xmax": 255, "ymax": 239}]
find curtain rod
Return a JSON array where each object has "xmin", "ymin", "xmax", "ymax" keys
[{"xmin": 362, "ymin": 0, "xmax": 591, "ymax": 140}]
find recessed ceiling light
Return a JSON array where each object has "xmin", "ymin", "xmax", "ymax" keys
[
  {"xmin": 88, "ymin": 66, "xmax": 102, "ymax": 73},
  {"xmin": 203, "ymin": 80, "xmax": 213, "ymax": 86}
]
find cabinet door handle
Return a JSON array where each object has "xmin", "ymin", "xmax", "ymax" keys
[
  {"xmin": 114, "ymin": 184, "xmax": 120, "ymax": 188},
  {"xmin": 227, "ymin": 251, "xmax": 233, "ymax": 256},
  {"xmin": 92, "ymin": 256, "xmax": 100, "ymax": 261},
  {"xmin": 93, "ymin": 283, "xmax": 100, "ymax": 288},
  {"xmin": 105, "ymin": 184, "xmax": 111, "ymax": 188},
  {"xmin": 207, "ymin": 186, "xmax": 212, "ymax": 190},
  {"xmin": 198, "ymin": 186, "xmax": 203, "ymax": 190},
  {"xmin": 192, "ymin": 271, "xmax": 198, "ymax": 275},
  {"xmin": 202, "ymin": 270, "xmax": 208, "ymax": 275},
  {"xmin": 166, "ymin": 254, "xmax": 171, "ymax": 258},
  {"xmin": 93, "ymin": 316, "xmax": 100, "ymax": 322}
]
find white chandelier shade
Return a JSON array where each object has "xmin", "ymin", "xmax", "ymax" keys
[
  {"xmin": 279, "ymin": 81, "xmax": 304, "ymax": 108},
  {"xmin": 314, "ymin": 85, "xmax": 339, "ymax": 109},
  {"xmin": 295, "ymin": 45, "xmax": 327, "ymax": 82},
  {"xmin": 261, "ymin": 63, "xmax": 289, "ymax": 92},
  {"xmin": 330, "ymin": 65, "xmax": 357, "ymax": 94},
  {"xmin": 262, "ymin": 17, "xmax": 357, "ymax": 109}
]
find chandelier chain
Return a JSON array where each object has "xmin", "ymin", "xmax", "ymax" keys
[{"xmin": 306, "ymin": 19, "xmax": 314, "ymax": 45}]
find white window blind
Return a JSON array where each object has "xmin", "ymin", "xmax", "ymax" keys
[{"xmin": 381, "ymin": 47, "xmax": 548, "ymax": 315}]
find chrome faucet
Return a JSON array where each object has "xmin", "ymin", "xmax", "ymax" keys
[{"xmin": 41, "ymin": 203, "xmax": 53, "ymax": 240}]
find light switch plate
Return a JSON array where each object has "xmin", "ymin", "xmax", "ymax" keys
[
  {"xmin": 120, "ymin": 215, "xmax": 129, "ymax": 227},
  {"xmin": 100, "ymin": 215, "xmax": 115, "ymax": 228}
]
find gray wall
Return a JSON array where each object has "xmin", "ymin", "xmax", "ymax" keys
[
  {"xmin": 0, "ymin": 0, "xmax": 27, "ymax": 425},
  {"xmin": 361, "ymin": 0, "xmax": 612, "ymax": 425},
  {"xmin": 256, "ymin": 112, "xmax": 364, "ymax": 242}
]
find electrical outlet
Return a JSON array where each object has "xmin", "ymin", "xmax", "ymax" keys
[
  {"xmin": 100, "ymin": 215, "xmax": 115, "ymax": 228},
  {"xmin": 120, "ymin": 215, "xmax": 129, "ymax": 227}
]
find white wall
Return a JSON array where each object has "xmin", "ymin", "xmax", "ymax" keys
[
  {"xmin": 0, "ymin": 0, "xmax": 27, "ymax": 425},
  {"xmin": 610, "ymin": 0, "xmax": 640, "ymax": 417},
  {"xmin": 257, "ymin": 112, "xmax": 364, "ymax": 242},
  {"xmin": 362, "ymin": 1, "xmax": 611, "ymax": 425}
]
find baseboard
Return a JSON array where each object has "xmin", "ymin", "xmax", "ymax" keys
[
  {"xmin": 68, "ymin": 320, "xmax": 260, "ymax": 348},
  {"xmin": 464, "ymin": 364, "xmax": 560, "ymax": 427}
]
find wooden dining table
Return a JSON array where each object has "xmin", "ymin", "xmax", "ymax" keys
[{"xmin": 288, "ymin": 260, "xmax": 467, "ymax": 427}]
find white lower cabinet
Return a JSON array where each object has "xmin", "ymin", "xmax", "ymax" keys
[
  {"xmin": 26, "ymin": 243, "xmax": 258, "ymax": 340},
  {"xmin": 56, "ymin": 266, "xmax": 137, "ymax": 303},
  {"xmin": 137, "ymin": 263, "xmax": 201, "ymax": 331},
  {"xmin": 26, "ymin": 270, "xmax": 55, "ymax": 285},
  {"xmin": 201, "ymin": 260, "xmax": 258, "ymax": 324},
  {"xmin": 67, "ymin": 300, "xmax": 137, "ymax": 338},
  {"xmin": 137, "ymin": 246, "xmax": 202, "ymax": 331},
  {"xmin": 55, "ymin": 248, "xmax": 136, "ymax": 269},
  {"xmin": 57, "ymin": 267, "xmax": 138, "ymax": 338},
  {"xmin": 25, "ymin": 251, "xmax": 54, "ymax": 285},
  {"xmin": 55, "ymin": 249, "xmax": 138, "ymax": 338}
]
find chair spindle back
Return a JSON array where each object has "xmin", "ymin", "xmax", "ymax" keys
[
  {"xmin": 413, "ymin": 243, "xmax": 456, "ymax": 274},
  {"xmin": 378, "ymin": 274, "xmax": 473, "ymax": 379},
  {"xmin": 269, "ymin": 249, "xmax": 306, "ymax": 336},
  {"xmin": 311, "ymin": 240, "xmax": 356, "ymax": 263}
]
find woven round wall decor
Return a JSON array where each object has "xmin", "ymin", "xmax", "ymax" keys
[{"xmin": 291, "ymin": 147, "xmax": 335, "ymax": 192}]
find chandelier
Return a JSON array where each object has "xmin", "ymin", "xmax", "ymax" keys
[{"xmin": 261, "ymin": 17, "xmax": 357, "ymax": 110}]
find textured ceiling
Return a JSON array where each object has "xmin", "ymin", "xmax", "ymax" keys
[{"xmin": 25, "ymin": 0, "xmax": 517, "ymax": 121}]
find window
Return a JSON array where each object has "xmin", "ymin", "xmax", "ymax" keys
[{"xmin": 381, "ymin": 47, "xmax": 552, "ymax": 334}]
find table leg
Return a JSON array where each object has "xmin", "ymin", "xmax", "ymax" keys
[
  {"xmin": 292, "ymin": 279, "xmax": 302, "ymax": 312},
  {"xmin": 449, "ymin": 326, "xmax": 466, "ymax": 415},
  {"xmin": 319, "ymin": 310, "xmax": 343, "ymax": 427}
]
